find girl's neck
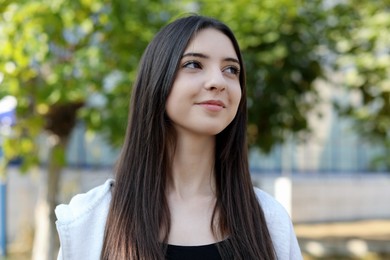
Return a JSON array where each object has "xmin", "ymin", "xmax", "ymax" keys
[{"xmin": 169, "ymin": 133, "xmax": 216, "ymax": 200}]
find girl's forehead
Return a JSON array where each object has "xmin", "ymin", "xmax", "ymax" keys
[{"xmin": 183, "ymin": 28, "xmax": 238, "ymax": 60}]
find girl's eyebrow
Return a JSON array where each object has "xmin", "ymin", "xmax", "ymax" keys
[
  {"xmin": 182, "ymin": 52, "xmax": 208, "ymax": 59},
  {"xmin": 182, "ymin": 52, "xmax": 240, "ymax": 66}
]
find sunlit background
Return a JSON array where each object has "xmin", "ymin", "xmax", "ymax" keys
[{"xmin": 0, "ymin": 0, "xmax": 389, "ymax": 259}]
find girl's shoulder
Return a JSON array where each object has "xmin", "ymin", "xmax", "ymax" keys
[
  {"xmin": 253, "ymin": 186, "xmax": 289, "ymax": 219},
  {"xmin": 55, "ymin": 178, "xmax": 114, "ymax": 225},
  {"xmin": 253, "ymin": 186, "xmax": 303, "ymax": 260},
  {"xmin": 55, "ymin": 179, "xmax": 114, "ymax": 260}
]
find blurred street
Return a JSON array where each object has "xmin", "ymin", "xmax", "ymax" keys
[{"xmin": 296, "ymin": 219, "xmax": 390, "ymax": 259}]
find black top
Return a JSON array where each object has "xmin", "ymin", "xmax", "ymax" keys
[{"xmin": 165, "ymin": 243, "xmax": 222, "ymax": 260}]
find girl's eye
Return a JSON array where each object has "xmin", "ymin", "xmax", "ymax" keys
[
  {"xmin": 224, "ymin": 66, "xmax": 240, "ymax": 76},
  {"xmin": 183, "ymin": 61, "xmax": 202, "ymax": 69}
]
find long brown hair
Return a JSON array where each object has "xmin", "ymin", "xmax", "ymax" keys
[{"xmin": 101, "ymin": 15, "xmax": 276, "ymax": 259}]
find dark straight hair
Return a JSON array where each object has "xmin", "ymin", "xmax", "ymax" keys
[{"xmin": 101, "ymin": 15, "xmax": 276, "ymax": 260}]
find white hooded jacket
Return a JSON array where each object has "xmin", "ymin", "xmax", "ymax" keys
[{"xmin": 55, "ymin": 179, "xmax": 302, "ymax": 259}]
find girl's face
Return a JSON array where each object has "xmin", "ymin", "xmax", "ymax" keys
[{"xmin": 166, "ymin": 28, "xmax": 242, "ymax": 137}]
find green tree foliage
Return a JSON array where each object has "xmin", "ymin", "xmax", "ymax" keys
[
  {"xmin": 1, "ymin": 0, "xmax": 388, "ymax": 169},
  {"xmin": 0, "ymin": 0, "xmax": 182, "ymax": 171},
  {"xmin": 325, "ymin": 1, "xmax": 390, "ymax": 168}
]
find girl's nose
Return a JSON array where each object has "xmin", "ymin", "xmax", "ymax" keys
[{"xmin": 204, "ymin": 68, "xmax": 227, "ymax": 92}]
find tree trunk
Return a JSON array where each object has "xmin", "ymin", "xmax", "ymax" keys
[{"xmin": 32, "ymin": 135, "xmax": 68, "ymax": 260}]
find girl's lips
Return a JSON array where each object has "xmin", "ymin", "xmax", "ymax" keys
[{"xmin": 196, "ymin": 100, "xmax": 226, "ymax": 112}]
